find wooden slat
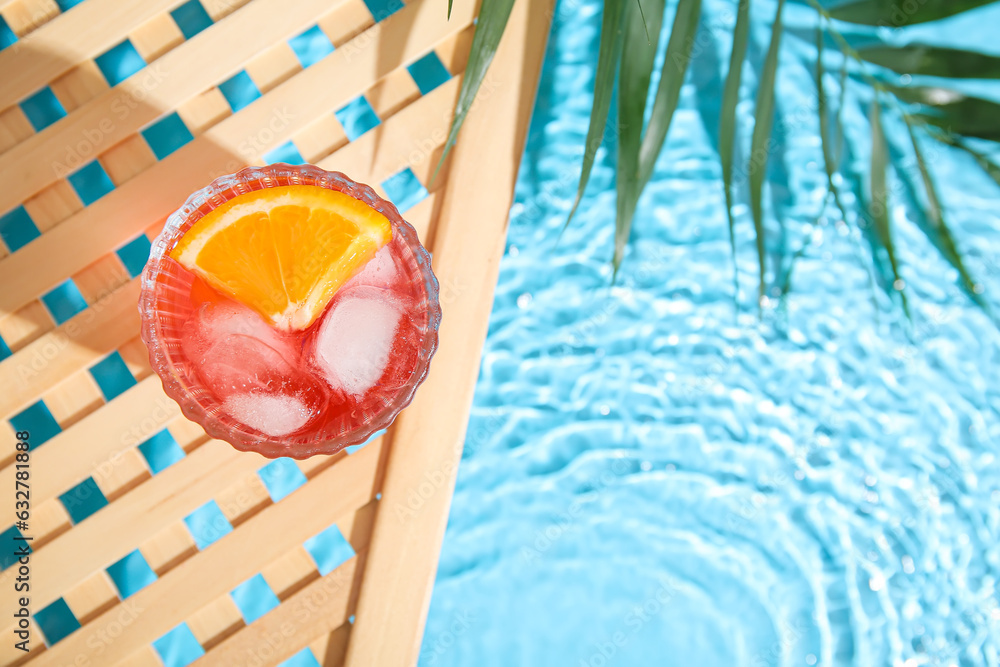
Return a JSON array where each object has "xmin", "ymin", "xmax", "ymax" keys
[
  {"xmin": 0, "ymin": 0, "xmax": 58, "ymax": 38},
  {"xmin": 196, "ymin": 557, "xmax": 362, "ymax": 666},
  {"xmin": 141, "ymin": 521, "xmax": 198, "ymax": 575},
  {"xmin": 343, "ymin": 0, "xmax": 554, "ymax": 663},
  {"xmin": 0, "ymin": 78, "xmax": 457, "ymax": 441},
  {"xmin": 0, "ymin": 0, "xmax": 346, "ymax": 217},
  {"xmin": 40, "ymin": 370, "xmax": 102, "ymax": 428},
  {"xmin": 34, "ymin": 440, "xmax": 382, "ymax": 666},
  {"xmin": 0, "ymin": 376, "xmax": 178, "ymax": 507},
  {"xmin": 186, "ymin": 595, "xmax": 245, "ymax": 650},
  {"xmin": 0, "ymin": 301, "xmax": 52, "ymax": 352},
  {"xmin": 316, "ymin": 78, "xmax": 460, "ymax": 190},
  {"xmin": 0, "ymin": 440, "xmax": 264, "ymax": 620},
  {"xmin": 0, "ymin": 0, "xmax": 476, "ymax": 318},
  {"xmin": 62, "ymin": 571, "xmax": 119, "ymax": 625},
  {"xmin": 21, "ymin": 180, "xmax": 82, "ymax": 232},
  {"xmin": 0, "ymin": 279, "xmax": 140, "ymax": 424},
  {"xmin": 192, "ymin": 500, "xmax": 376, "ymax": 666},
  {"xmin": 310, "ymin": 624, "xmax": 352, "ymax": 667},
  {"xmin": 128, "ymin": 12, "xmax": 185, "ymax": 62},
  {"xmin": 0, "ymin": 0, "xmax": 185, "ymax": 112},
  {"xmin": 48, "ymin": 61, "xmax": 109, "ymax": 112},
  {"xmin": 0, "ymin": 104, "xmax": 33, "ymax": 153}
]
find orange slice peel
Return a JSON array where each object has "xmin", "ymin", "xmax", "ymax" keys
[{"xmin": 169, "ymin": 185, "xmax": 392, "ymax": 331}]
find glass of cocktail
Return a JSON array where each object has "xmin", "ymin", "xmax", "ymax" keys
[{"xmin": 139, "ymin": 164, "xmax": 441, "ymax": 459}]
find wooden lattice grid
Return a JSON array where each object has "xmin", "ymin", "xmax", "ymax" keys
[{"xmin": 0, "ymin": 0, "xmax": 552, "ymax": 663}]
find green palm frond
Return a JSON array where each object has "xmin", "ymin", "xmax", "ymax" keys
[{"xmin": 441, "ymin": 0, "xmax": 1000, "ymax": 323}]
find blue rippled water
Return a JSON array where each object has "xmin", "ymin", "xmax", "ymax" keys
[{"xmin": 421, "ymin": 0, "xmax": 1000, "ymax": 665}]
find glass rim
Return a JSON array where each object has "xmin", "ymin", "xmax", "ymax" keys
[{"xmin": 138, "ymin": 163, "xmax": 441, "ymax": 459}]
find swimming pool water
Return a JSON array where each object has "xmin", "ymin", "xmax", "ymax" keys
[{"xmin": 421, "ymin": 0, "xmax": 1000, "ymax": 665}]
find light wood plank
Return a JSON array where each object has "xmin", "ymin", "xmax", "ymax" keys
[
  {"xmin": 118, "ymin": 335, "xmax": 154, "ymax": 379},
  {"xmin": 71, "ymin": 253, "xmax": 129, "ymax": 303},
  {"xmin": 200, "ymin": 0, "xmax": 252, "ymax": 21},
  {"xmin": 243, "ymin": 42, "xmax": 302, "ymax": 94},
  {"xmin": 128, "ymin": 12, "xmax": 185, "ymax": 63},
  {"xmin": 116, "ymin": 646, "xmax": 164, "ymax": 667},
  {"xmin": 343, "ymin": 0, "xmax": 554, "ymax": 663},
  {"xmin": 0, "ymin": 0, "xmax": 58, "ymax": 38},
  {"xmin": 310, "ymin": 625, "xmax": 352, "ymax": 667},
  {"xmin": 0, "ymin": 440, "xmax": 266, "ymax": 620},
  {"xmin": 62, "ymin": 571, "xmax": 119, "ymax": 626},
  {"xmin": 175, "ymin": 87, "xmax": 231, "ymax": 136},
  {"xmin": 0, "ymin": 103, "xmax": 32, "ymax": 155},
  {"xmin": 289, "ymin": 113, "xmax": 347, "ymax": 164},
  {"xmin": 194, "ymin": 557, "xmax": 362, "ymax": 667},
  {"xmin": 192, "ymin": 500, "xmax": 376, "ymax": 666},
  {"xmin": 0, "ymin": 0, "xmax": 184, "ymax": 112},
  {"xmin": 21, "ymin": 180, "xmax": 82, "ymax": 232},
  {"xmin": 94, "ymin": 446, "xmax": 151, "ymax": 502},
  {"xmin": 0, "ymin": 300, "xmax": 52, "ymax": 352},
  {"xmin": 0, "ymin": 376, "xmax": 178, "ymax": 502},
  {"xmin": 0, "ymin": 279, "xmax": 140, "ymax": 425},
  {"xmin": 34, "ymin": 441, "xmax": 382, "ymax": 667},
  {"xmin": 40, "ymin": 369, "xmax": 102, "ymax": 428},
  {"xmin": 365, "ymin": 68, "xmax": 420, "ymax": 120},
  {"xmin": 316, "ymin": 0, "xmax": 372, "ymax": 47},
  {"xmin": 49, "ymin": 61, "xmax": 109, "ymax": 112},
  {"xmin": 0, "ymin": 0, "xmax": 475, "ymax": 317},
  {"xmin": 100, "ymin": 134, "xmax": 158, "ymax": 186},
  {"xmin": 187, "ymin": 595, "xmax": 244, "ymax": 650},
  {"xmin": 140, "ymin": 521, "xmax": 198, "ymax": 575},
  {"xmin": 315, "ymin": 78, "xmax": 460, "ymax": 191},
  {"xmin": 26, "ymin": 496, "xmax": 70, "ymax": 545},
  {"xmin": 260, "ymin": 546, "xmax": 319, "ymax": 600},
  {"xmin": 0, "ymin": 0, "xmax": 348, "ymax": 216}
]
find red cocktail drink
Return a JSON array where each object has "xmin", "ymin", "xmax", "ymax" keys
[{"xmin": 139, "ymin": 164, "xmax": 440, "ymax": 459}]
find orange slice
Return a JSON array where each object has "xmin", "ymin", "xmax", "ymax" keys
[{"xmin": 170, "ymin": 185, "xmax": 392, "ymax": 331}]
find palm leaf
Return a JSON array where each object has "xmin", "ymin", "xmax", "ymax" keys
[
  {"xmin": 635, "ymin": 0, "xmax": 702, "ymax": 189},
  {"xmin": 448, "ymin": 0, "xmax": 453, "ymax": 20},
  {"xmin": 565, "ymin": 0, "xmax": 628, "ymax": 228},
  {"xmin": 815, "ymin": 25, "xmax": 849, "ymax": 226},
  {"xmin": 869, "ymin": 93, "xmax": 909, "ymax": 317},
  {"xmin": 891, "ymin": 86, "xmax": 1000, "ymax": 142},
  {"xmin": 902, "ymin": 116, "xmax": 987, "ymax": 308},
  {"xmin": 833, "ymin": 50, "xmax": 848, "ymax": 164},
  {"xmin": 719, "ymin": 0, "xmax": 751, "ymax": 295},
  {"xmin": 434, "ymin": 0, "xmax": 516, "ymax": 184},
  {"xmin": 858, "ymin": 44, "xmax": 1000, "ymax": 79},
  {"xmin": 615, "ymin": 0, "xmax": 664, "ymax": 275},
  {"xmin": 939, "ymin": 133, "xmax": 1000, "ymax": 190},
  {"xmin": 748, "ymin": 0, "xmax": 786, "ymax": 303},
  {"xmin": 828, "ymin": 0, "xmax": 996, "ymax": 27}
]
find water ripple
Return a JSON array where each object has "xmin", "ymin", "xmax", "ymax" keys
[{"xmin": 424, "ymin": 0, "xmax": 1000, "ymax": 665}]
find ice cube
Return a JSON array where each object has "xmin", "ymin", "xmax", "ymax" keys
[
  {"xmin": 194, "ymin": 302, "xmax": 289, "ymax": 355},
  {"xmin": 312, "ymin": 286, "xmax": 404, "ymax": 397},
  {"xmin": 344, "ymin": 244, "xmax": 398, "ymax": 289},
  {"xmin": 223, "ymin": 393, "xmax": 314, "ymax": 436},
  {"xmin": 183, "ymin": 301, "xmax": 298, "ymax": 397}
]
